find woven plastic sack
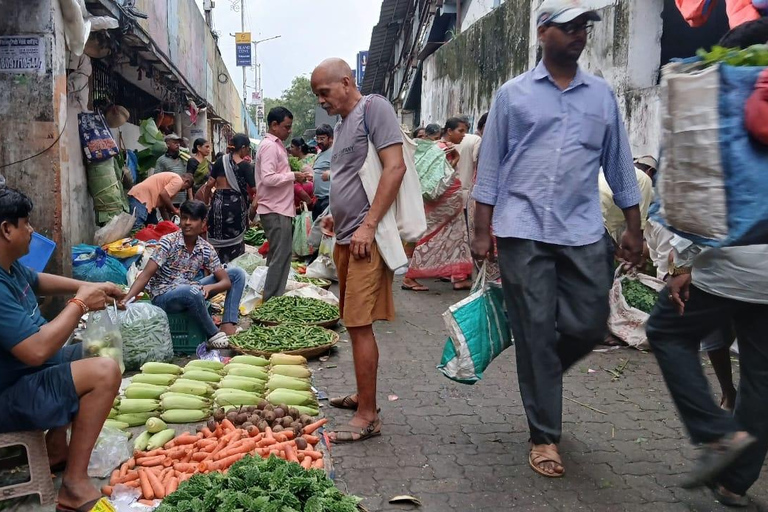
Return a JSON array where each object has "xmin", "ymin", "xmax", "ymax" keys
[
  {"xmin": 438, "ymin": 265, "xmax": 512, "ymax": 384},
  {"xmin": 118, "ymin": 303, "xmax": 173, "ymax": 371},
  {"xmin": 292, "ymin": 205, "xmax": 313, "ymax": 257},
  {"xmin": 72, "ymin": 244, "xmax": 127, "ymax": 285},
  {"xmin": 87, "ymin": 158, "xmax": 128, "ymax": 225},
  {"xmin": 607, "ymin": 269, "xmax": 666, "ymax": 350},
  {"xmin": 414, "ymin": 139, "xmax": 457, "ymax": 200}
]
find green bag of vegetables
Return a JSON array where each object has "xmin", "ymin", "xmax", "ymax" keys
[
  {"xmin": 607, "ymin": 269, "xmax": 665, "ymax": 350},
  {"xmin": 118, "ymin": 303, "xmax": 173, "ymax": 371}
]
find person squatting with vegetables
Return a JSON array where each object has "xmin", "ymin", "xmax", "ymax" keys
[
  {"xmin": 254, "ymin": 108, "xmax": 312, "ymax": 301},
  {"xmin": 311, "ymin": 57, "xmax": 406, "ymax": 442},
  {"xmin": 0, "ymin": 187, "xmax": 125, "ymax": 512},
  {"xmin": 645, "ymin": 18, "xmax": 768, "ymax": 507},
  {"xmin": 123, "ymin": 200, "xmax": 247, "ymax": 349},
  {"xmin": 127, "ymin": 172, "xmax": 195, "ymax": 231},
  {"xmin": 472, "ymin": 0, "xmax": 644, "ymax": 478}
]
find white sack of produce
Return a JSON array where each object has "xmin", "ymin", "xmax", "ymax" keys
[
  {"xmin": 118, "ymin": 303, "xmax": 173, "ymax": 371},
  {"xmin": 607, "ymin": 270, "xmax": 665, "ymax": 350},
  {"xmin": 87, "ymin": 425, "xmax": 131, "ymax": 478},
  {"xmin": 284, "ymin": 283, "xmax": 339, "ymax": 306}
]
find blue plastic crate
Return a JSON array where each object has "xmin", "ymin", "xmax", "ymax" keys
[{"xmin": 19, "ymin": 233, "xmax": 56, "ymax": 272}]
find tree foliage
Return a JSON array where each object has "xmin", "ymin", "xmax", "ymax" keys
[{"xmin": 250, "ymin": 76, "xmax": 317, "ymax": 140}]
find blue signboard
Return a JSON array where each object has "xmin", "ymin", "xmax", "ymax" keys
[
  {"xmin": 236, "ymin": 43, "xmax": 251, "ymax": 67},
  {"xmin": 356, "ymin": 51, "xmax": 368, "ymax": 89}
]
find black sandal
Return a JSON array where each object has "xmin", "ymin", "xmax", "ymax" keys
[
  {"xmin": 682, "ymin": 432, "xmax": 757, "ymax": 489},
  {"xmin": 329, "ymin": 395, "xmax": 380, "ymax": 413}
]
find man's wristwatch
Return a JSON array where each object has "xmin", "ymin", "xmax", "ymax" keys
[{"xmin": 668, "ymin": 265, "xmax": 692, "ymax": 277}]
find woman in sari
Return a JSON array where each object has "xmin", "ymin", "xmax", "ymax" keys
[
  {"xmin": 207, "ymin": 133, "xmax": 255, "ymax": 263},
  {"xmin": 402, "ymin": 117, "xmax": 474, "ymax": 291},
  {"xmin": 187, "ymin": 138, "xmax": 212, "ymax": 194}
]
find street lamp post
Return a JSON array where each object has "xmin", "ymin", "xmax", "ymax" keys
[{"xmin": 252, "ymin": 35, "xmax": 280, "ymax": 135}]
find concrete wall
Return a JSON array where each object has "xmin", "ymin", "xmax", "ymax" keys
[
  {"xmin": 460, "ymin": 0, "xmax": 502, "ymax": 31},
  {"xmin": 421, "ymin": 0, "xmax": 665, "ymax": 156},
  {"xmin": 0, "ymin": 0, "xmax": 93, "ymax": 276}
]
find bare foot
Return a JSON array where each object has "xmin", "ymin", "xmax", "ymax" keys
[
  {"xmin": 328, "ymin": 413, "xmax": 381, "ymax": 443},
  {"xmin": 46, "ymin": 428, "xmax": 68, "ymax": 468},
  {"xmin": 402, "ymin": 278, "xmax": 429, "ymax": 291},
  {"xmin": 452, "ymin": 280, "xmax": 472, "ymax": 291},
  {"xmin": 58, "ymin": 478, "xmax": 101, "ymax": 511},
  {"xmin": 220, "ymin": 323, "xmax": 238, "ymax": 336},
  {"xmin": 529, "ymin": 443, "xmax": 565, "ymax": 477}
]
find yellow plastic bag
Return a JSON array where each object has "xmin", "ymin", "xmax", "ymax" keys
[{"xmin": 104, "ymin": 238, "xmax": 143, "ymax": 259}]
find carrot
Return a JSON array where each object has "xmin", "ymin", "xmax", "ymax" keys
[
  {"xmin": 138, "ymin": 468, "xmax": 154, "ymax": 500},
  {"xmin": 190, "ymin": 452, "xmax": 207, "ymax": 462},
  {"xmin": 263, "ymin": 427, "xmax": 276, "ymax": 442},
  {"xmin": 173, "ymin": 462, "xmax": 197, "ymax": 473},
  {"xmin": 166, "ymin": 476, "xmax": 179, "ymax": 496},
  {"xmin": 274, "ymin": 433, "xmax": 290, "ymax": 443},
  {"xmin": 124, "ymin": 480, "xmax": 141, "ymax": 489},
  {"xmin": 181, "ymin": 450, "xmax": 193, "ymax": 463},
  {"xmin": 302, "ymin": 434, "xmax": 320, "ymax": 446},
  {"xmin": 300, "ymin": 457, "xmax": 313, "ymax": 470},
  {"xmin": 126, "ymin": 457, "xmax": 136, "ymax": 469},
  {"xmin": 312, "ymin": 458, "xmax": 324, "ymax": 470},
  {"xmin": 302, "ymin": 419, "xmax": 327, "ymax": 435},
  {"xmin": 136, "ymin": 455, "xmax": 165, "ymax": 467},
  {"xmin": 179, "ymin": 472, "xmax": 194, "ymax": 483},
  {"xmin": 138, "ymin": 499, "xmax": 156, "ymax": 506},
  {"xmin": 101, "ymin": 485, "xmax": 114, "ymax": 497},
  {"xmin": 140, "ymin": 449, "xmax": 164, "ymax": 458},
  {"xmin": 118, "ymin": 462, "xmax": 129, "ymax": 478},
  {"xmin": 201, "ymin": 426, "xmax": 213, "ymax": 438},
  {"xmin": 172, "ymin": 434, "xmax": 199, "ymax": 446},
  {"xmin": 109, "ymin": 469, "xmax": 120, "ymax": 486},
  {"xmin": 114, "ymin": 471, "xmax": 140, "ymax": 484},
  {"xmin": 160, "ymin": 467, "xmax": 174, "ymax": 481},
  {"xmin": 197, "ymin": 438, "xmax": 217, "ymax": 448},
  {"xmin": 221, "ymin": 418, "xmax": 236, "ymax": 432},
  {"xmin": 298, "ymin": 450, "xmax": 323, "ymax": 461},
  {"xmin": 208, "ymin": 452, "xmax": 245, "ymax": 471},
  {"xmin": 145, "ymin": 466, "xmax": 166, "ymax": 499}
]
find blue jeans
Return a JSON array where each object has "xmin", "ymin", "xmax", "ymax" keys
[
  {"xmin": 129, "ymin": 197, "xmax": 158, "ymax": 230},
  {"xmin": 152, "ymin": 267, "xmax": 247, "ymax": 337}
]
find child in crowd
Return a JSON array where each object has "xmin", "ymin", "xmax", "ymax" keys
[{"xmin": 123, "ymin": 200, "xmax": 246, "ymax": 348}]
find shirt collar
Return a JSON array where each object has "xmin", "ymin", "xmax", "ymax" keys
[
  {"xmin": 532, "ymin": 60, "xmax": 589, "ymax": 90},
  {"xmin": 170, "ymin": 231, "xmax": 202, "ymax": 253},
  {"xmin": 265, "ymin": 133, "xmax": 280, "ymax": 143}
]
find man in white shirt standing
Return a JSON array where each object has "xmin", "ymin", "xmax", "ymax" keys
[{"xmin": 455, "ymin": 117, "xmax": 482, "ymax": 209}]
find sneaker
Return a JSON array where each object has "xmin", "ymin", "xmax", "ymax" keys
[{"xmin": 208, "ymin": 332, "xmax": 230, "ymax": 349}]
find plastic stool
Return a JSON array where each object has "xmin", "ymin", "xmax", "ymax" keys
[{"xmin": 0, "ymin": 430, "xmax": 56, "ymax": 506}]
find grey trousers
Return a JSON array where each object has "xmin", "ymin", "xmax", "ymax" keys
[
  {"xmin": 497, "ymin": 236, "xmax": 612, "ymax": 444},
  {"xmin": 261, "ymin": 213, "xmax": 293, "ymax": 302}
]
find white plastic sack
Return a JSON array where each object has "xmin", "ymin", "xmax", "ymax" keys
[
  {"xmin": 87, "ymin": 426, "xmax": 131, "ymax": 478},
  {"xmin": 59, "ymin": 0, "xmax": 90, "ymax": 56},
  {"xmin": 247, "ymin": 266, "xmax": 270, "ymax": 295},
  {"xmin": 607, "ymin": 270, "xmax": 666, "ymax": 350},
  {"xmin": 94, "ymin": 211, "xmax": 136, "ymax": 246},
  {"xmin": 285, "ymin": 283, "xmax": 339, "ymax": 306},
  {"xmin": 306, "ymin": 256, "xmax": 337, "ymax": 281}
]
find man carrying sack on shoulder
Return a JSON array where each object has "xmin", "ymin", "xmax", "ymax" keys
[{"xmin": 310, "ymin": 58, "xmax": 424, "ymax": 443}]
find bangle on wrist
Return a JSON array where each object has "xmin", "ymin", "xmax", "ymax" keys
[{"xmin": 67, "ymin": 298, "xmax": 89, "ymax": 316}]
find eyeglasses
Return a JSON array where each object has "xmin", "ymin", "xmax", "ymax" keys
[{"xmin": 549, "ymin": 22, "xmax": 594, "ymax": 35}]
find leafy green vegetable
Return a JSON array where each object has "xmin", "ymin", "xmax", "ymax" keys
[
  {"xmin": 622, "ymin": 279, "xmax": 659, "ymax": 314},
  {"xmin": 289, "ymin": 156, "xmax": 303, "ymax": 173},
  {"xmin": 156, "ymin": 455, "xmax": 360, "ymax": 512},
  {"xmin": 244, "ymin": 228, "xmax": 267, "ymax": 247},
  {"xmin": 696, "ymin": 44, "xmax": 768, "ymax": 68}
]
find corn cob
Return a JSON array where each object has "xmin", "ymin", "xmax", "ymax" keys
[
  {"xmin": 145, "ymin": 417, "xmax": 167, "ymax": 434},
  {"xmin": 292, "ymin": 405, "xmax": 319, "ymax": 417},
  {"xmin": 181, "ymin": 370, "xmax": 222, "ymax": 383},
  {"xmin": 140, "ymin": 362, "xmax": 182, "ymax": 375},
  {"xmin": 168, "ymin": 379, "xmax": 213, "ymax": 396},
  {"xmin": 160, "ymin": 409, "xmax": 211, "ymax": 424},
  {"xmin": 266, "ymin": 374, "xmax": 311, "ymax": 392},
  {"xmin": 213, "ymin": 390, "xmax": 262, "ymax": 406},
  {"xmin": 185, "ymin": 360, "xmax": 225, "ymax": 372},
  {"xmin": 113, "ymin": 397, "xmax": 120, "ymax": 408},
  {"xmin": 229, "ymin": 355, "xmax": 270, "ymax": 367},
  {"xmin": 269, "ymin": 353, "xmax": 307, "ymax": 366},
  {"xmin": 108, "ymin": 408, "xmax": 117, "ymax": 419},
  {"xmin": 133, "ymin": 431, "xmax": 151, "ymax": 452},
  {"xmin": 225, "ymin": 365, "xmax": 268, "ymax": 380},
  {"xmin": 131, "ymin": 373, "xmax": 178, "ymax": 386},
  {"xmin": 114, "ymin": 412, "xmax": 159, "ymax": 427},
  {"xmin": 266, "ymin": 388, "xmax": 316, "ymax": 407},
  {"xmin": 219, "ymin": 376, "xmax": 266, "ymax": 393},
  {"xmin": 104, "ymin": 419, "xmax": 129, "ymax": 430},
  {"xmin": 160, "ymin": 394, "xmax": 211, "ymax": 410},
  {"xmin": 117, "ymin": 399, "xmax": 161, "ymax": 414},
  {"xmin": 269, "ymin": 365, "xmax": 311, "ymax": 379},
  {"xmin": 146, "ymin": 429, "xmax": 176, "ymax": 450},
  {"xmin": 124, "ymin": 383, "xmax": 168, "ymax": 399}
]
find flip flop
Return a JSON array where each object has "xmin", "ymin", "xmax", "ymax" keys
[
  {"xmin": 330, "ymin": 419, "xmax": 381, "ymax": 444},
  {"xmin": 529, "ymin": 443, "xmax": 565, "ymax": 478},
  {"xmin": 329, "ymin": 395, "xmax": 380, "ymax": 413},
  {"xmin": 55, "ymin": 497, "xmax": 102, "ymax": 512},
  {"xmin": 682, "ymin": 432, "xmax": 757, "ymax": 489},
  {"xmin": 401, "ymin": 284, "xmax": 429, "ymax": 292},
  {"xmin": 708, "ymin": 483, "xmax": 749, "ymax": 508}
]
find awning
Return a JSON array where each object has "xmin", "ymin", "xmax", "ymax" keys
[{"xmin": 361, "ymin": 0, "xmax": 411, "ymax": 95}]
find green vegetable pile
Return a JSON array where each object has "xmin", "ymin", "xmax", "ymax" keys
[
  {"xmin": 622, "ymin": 279, "xmax": 659, "ymax": 314},
  {"xmin": 231, "ymin": 325, "xmax": 336, "ymax": 353},
  {"xmin": 251, "ymin": 297, "xmax": 339, "ymax": 325},
  {"xmin": 244, "ymin": 228, "xmax": 266, "ymax": 247},
  {"xmin": 697, "ymin": 44, "xmax": 768, "ymax": 67},
  {"xmin": 291, "ymin": 276, "xmax": 332, "ymax": 288},
  {"xmin": 289, "ymin": 156, "xmax": 304, "ymax": 173},
  {"xmin": 156, "ymin": 455, "xmax": 360, "ymax": 512}
]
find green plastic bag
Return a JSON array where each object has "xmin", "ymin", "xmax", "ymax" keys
[
  {"xmin": 292, "ymin": 204, "xmax": 313, "ymax": 257},
  {"xmin": 438, "ymin": 266, "xmax": 513, "ymax": 384},
  {"xmin": 414, "ymin": 139, "xmax": 455, "ymax": 200}
]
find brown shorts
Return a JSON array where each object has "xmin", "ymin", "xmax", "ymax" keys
[{"xmin": 333, "ymin": 242, "xmax": 395, "ymax": 328}]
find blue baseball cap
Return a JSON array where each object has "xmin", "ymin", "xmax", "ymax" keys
[{"xmin": 536, "ymin": 0, "xmax": 601, "ymax": 27}]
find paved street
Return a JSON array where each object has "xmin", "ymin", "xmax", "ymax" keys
[{"xmin": 312, "ymin": 278, "xmax": 768, "ymax": 512}]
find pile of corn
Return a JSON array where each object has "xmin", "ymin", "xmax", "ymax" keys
[{"xmin": 265, "ymin": 354, "xmax": 319, "ymax": 416}]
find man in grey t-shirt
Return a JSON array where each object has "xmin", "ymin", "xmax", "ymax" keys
[
  {"xmin": 155, "ymin": 133, "xmax": 190, "ymax": 205},
  {"xmin": 311, "ymin": 58, "xmax": 406, "ymax": 444}
]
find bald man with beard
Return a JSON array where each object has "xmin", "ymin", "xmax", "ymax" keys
[{"xmin": 311, "ymin": 58, "xmax": 406, "ymax": 443}]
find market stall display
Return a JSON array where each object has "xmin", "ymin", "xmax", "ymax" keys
[
  {"xmin": 230, "ymin": 324, "xmax": 338, "ymax": 359},
  {"xmin": 250, "ymin": 296, "xmax": 339, "ymax": 327},
  {"xmin": 290, "ymin": 275, "xmax": 333, "ymax": 289},
  {"xmin": 244, "ymin": 227, "xmax": 266, "ymax": 247}
]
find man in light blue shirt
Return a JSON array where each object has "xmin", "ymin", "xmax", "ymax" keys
[
  {"xmin": 312, "ymin": 124, "xmax": 333, "ymax": 220},
  {"xmin": 472, "ymin": 0, "xmax": 643, "ymax": 478}
]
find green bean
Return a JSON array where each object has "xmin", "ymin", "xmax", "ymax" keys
[
  {"xmin": 250, "ymin": 296, "xmax": 339, "ymax": 324},
  {"xmin": 230, "ymin": 325, "xmax": 335, "ymax": 352}
]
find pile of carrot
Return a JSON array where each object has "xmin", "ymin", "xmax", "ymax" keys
[{"xmin": 102, "ymin": 417, "xmax": 328, "ymax": 503}]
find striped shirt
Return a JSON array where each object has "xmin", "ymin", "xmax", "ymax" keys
[{"xmin": 473, "ymin": 60, "xmax": 641, "ymax": 246}]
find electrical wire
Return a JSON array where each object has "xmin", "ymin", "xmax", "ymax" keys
[{"xmin": 0, "ymin": 115, "xmax": 68, "ymax": 170}]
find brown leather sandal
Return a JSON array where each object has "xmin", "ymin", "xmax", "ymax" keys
[
  {"xmin": 330, "ymin": 419, "xmax": 382, "ymax": 444},
  {"xmin": 329, "ymin": 395, "xmax": 380, "ymax": 413},
  {"xmin": 529, "ymin": 443, "xmax": 565, "ymax": 478}
]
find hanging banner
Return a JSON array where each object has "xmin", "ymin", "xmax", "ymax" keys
[
  {"xmin": 235, "ymin": 32, "xmax": 251, "ymax": 67},
  {"xmin": 356, "ymin": 51, "xmax": 368, "ymax": 89}
]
